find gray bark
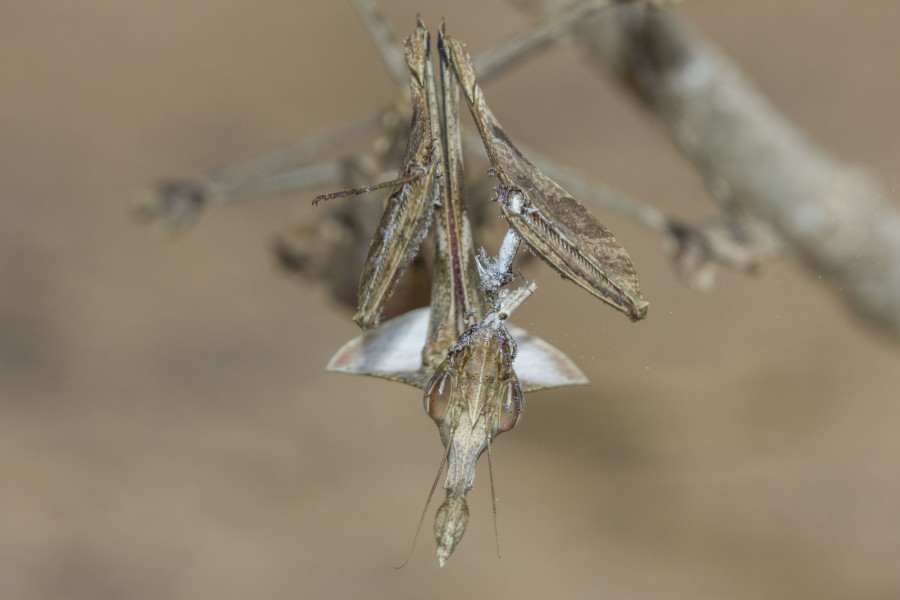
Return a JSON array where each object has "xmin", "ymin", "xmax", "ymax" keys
[{"xmin": 519, "ymin": 1, "xmax": 900, "ymax": 336}]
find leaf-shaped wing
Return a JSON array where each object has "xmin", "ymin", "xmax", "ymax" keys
[
  {"xmin": 442, "ymin": 34, "xmax": 648, "ymax": 321},
  {"xmin": 353, "ymin": 26, "xmax": 438, "ymax": 330}
]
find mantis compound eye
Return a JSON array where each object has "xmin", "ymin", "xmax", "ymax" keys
[
  {"xmin": 424, "ymin": 367, "xmax": 454, "ymax": 423},
  {"xmin": 495, "ymin": 380, "xmax": 524, "ymax": 435}
]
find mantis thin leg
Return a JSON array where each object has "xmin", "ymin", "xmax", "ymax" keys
[
  {"xmin": 312, "ymin": 173, "xmax": 421, "ymax": 206},
  {"xmin": 395, "ymin": 441, "xmax": 453, "ymax": 570},
  {"xmin": 487, "ymin": 437, "xmax": 501, "ymax": 560}
]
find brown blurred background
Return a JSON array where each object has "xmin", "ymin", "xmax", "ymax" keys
[{"xmin": 3, "ymin": 1, "xmax": 900, "ymax": 598}]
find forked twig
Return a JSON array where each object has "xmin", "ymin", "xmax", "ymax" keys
[
  {"xmin": 517, "ymin": 0, "xmax": 900, "ymax": 334},
  {"xmin": 349, "ymin": 0, "xmax": 409, "ymax": 86},
  {"xmin": 133, "ymin": 111, "xmax": 386, "ymax": 232}
]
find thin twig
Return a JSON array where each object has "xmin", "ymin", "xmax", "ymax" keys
[
  {"xmin": 349, "ymin": 0, "xmax": 409, "ymax": 87},
  {"xmin": 475, "ymin": 0, "xmax": 615, "ymax": 81},
  {"xmin": 207, "ymin": 110, "xmax": 387, "ymax": 187}
]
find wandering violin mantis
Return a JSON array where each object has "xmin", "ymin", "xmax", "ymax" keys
[
  {"xmin": 137, "ymin": 3, "xmax": 648, "ymax": 568},
  {"xmin": 320, "ymin": 20, "xmax": 646, "ymax": 566}
]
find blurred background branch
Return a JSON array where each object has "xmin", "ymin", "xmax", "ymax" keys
[{"xmin": 516, "ymin": 0, "xmax": 900, "ymax": 335}]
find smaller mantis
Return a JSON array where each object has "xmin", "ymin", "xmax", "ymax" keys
[{"xmin": 424, "ymin": 281, "xmax": 535, "ymax": 567}]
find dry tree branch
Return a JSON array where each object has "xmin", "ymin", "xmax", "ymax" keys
[
  {"xmin": 515, "ymin": 0, "xmax": 900, "ymax": 336},
  {"xmin": 137, "ymin": 0, "xmax": 900, "ymax": 336},
  {"xmin": 133, "ymin": 111, "xmax": 387, "ymax": 232}
]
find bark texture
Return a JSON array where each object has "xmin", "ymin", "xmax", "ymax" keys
[{"xmin": 519, "ymin": 0, "xmax": 900, "ymax": 336}]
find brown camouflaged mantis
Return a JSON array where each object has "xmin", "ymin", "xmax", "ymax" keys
[
  {"xmin": 323, "ymin": 20, "xmax": 593, "ymax": 566},
  {"xmin": 319, "ymin": 22, "xmax": 596, "ymax": 396},
  {"xmin": 138, "ymin": 6, "xmax": 648, "ymax": 568}
]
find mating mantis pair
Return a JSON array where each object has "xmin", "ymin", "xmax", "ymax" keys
[{"xmin": 320, "ymin": 20, "xmax": 646, "ymax": 566}]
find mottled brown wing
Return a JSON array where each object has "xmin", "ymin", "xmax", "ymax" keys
[
  {"xmin": 442, "ymin": 35, "xmax": 648, "ymax": 321},
  {"xmin": 353, "ymin": 26, "xmax": 438, "ymax": 330}
]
